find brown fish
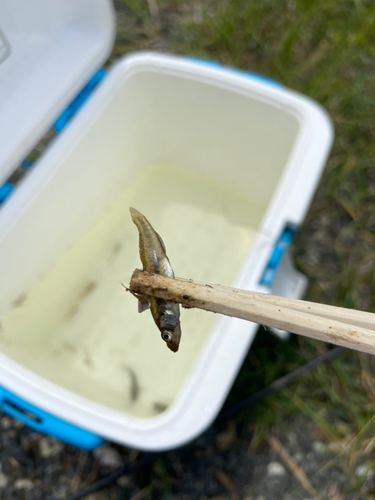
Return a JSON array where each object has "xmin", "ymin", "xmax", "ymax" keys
[{"xmin": 130, "ymin": 207, "xmax": 181, "ymax": 352}]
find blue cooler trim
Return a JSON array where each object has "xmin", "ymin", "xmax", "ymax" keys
[
  {"xmin": 184, "ymin": 56, "xmax": 282, "ymax": 88},
  {"xmin": 53, "ymin": 68, "xmax": 106, "ymax": 133},
  {"xmin": 0, "ymin": 385, "xmax": 104, "ymax": 450},
  {"xmin": 0, "ymin": 182, "xmax": 14, "ymax": 204},
  {"xmin": 0, "ymin": 160, "xmax": 34, "ymax": 206},
  {"xmin": 21, "ymin": 159, "xmax": 33, "ymax": 170},
  {"xmin": 260, "ymin": 225, "xmax": 297, "ymax": 287}
]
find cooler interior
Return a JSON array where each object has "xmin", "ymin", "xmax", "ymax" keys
[{"xmin": 0, "ymin": 65, "xmax": 300, "ymax": 417}]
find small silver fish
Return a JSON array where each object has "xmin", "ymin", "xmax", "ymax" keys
[{"xmin": 129, "ymin": 207, "xmax": 182, "ymax": 353}]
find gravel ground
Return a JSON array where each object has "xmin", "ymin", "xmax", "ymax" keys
[{"xmin": 0, "ymin": 407, "xmax": 372, "ymax": 499}]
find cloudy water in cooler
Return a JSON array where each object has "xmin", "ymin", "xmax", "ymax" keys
[{"xmin": 0, "ymin": 164, "xmax": 267, "ymax": 418}]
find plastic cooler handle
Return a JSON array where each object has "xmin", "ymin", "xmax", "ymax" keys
[
  {"xmin": 259, "ymin": 225, "xmax": 297, "ymax": 287},
  {"xmin": 0, "ymin": 385, "xmax": 104, "ymax": 450}
]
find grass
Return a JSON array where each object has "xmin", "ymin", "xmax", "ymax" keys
[{"xmin": 110, "ymin": 0, "xmax": 375, "ymax": 496}]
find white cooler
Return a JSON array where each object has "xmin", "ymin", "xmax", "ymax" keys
[{"xmin": 0, "ymin": 0, "xmax": 333, "ymax": 451}]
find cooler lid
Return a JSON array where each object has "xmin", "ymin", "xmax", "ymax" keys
[{"xmin": 0, "ymin": 0, "xmax": 115, "ymax": 184}]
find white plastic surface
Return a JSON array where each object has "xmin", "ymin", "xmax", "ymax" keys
[
  {"xmin": 0, "ymin": 0, "xmax": 114, "ymax": 184},
  {"xmin": 0, "ymin": 53, "xmax": 333, "ymax": 450},
  {"xmin": 269, "ymin": 250, "xmax": 308, "ymax": 340}
]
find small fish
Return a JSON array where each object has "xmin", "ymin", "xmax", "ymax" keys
[
  {"xmin": 153, "ymin": 402, "xmax": 168, "ymax": 414},
  {"xmin": 125, "ymin": 366, "xmax": 139, "ymax": 401},
  {"xmin": 130, "ymin": 207, "xmax": 182, "ymax": 353}
]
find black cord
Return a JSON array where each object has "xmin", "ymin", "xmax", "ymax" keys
[
  {"xmin": 65, "ymin": 345, "xmax": 346, "ymax": 500},
  {"xmin": 216, "ymin": 345, "xmax": 347, "ymax": 421}
]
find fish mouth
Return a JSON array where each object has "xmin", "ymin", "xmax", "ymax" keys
[{"xmin": 167, "ymin": 341, "xmax": 179, "ymax": 353}]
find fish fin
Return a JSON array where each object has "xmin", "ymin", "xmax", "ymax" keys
[
  {"xmin": 125, "ymin": 286, "xmax": 150, "ymax": 312},
  {"xmin": 155, "ymin": 231, "xmax": 167, "ymax": 253},
  {"xmin": 138, "ymin": 299, "xmax": 150, "ymax": 313},
  {"xmin": 126, "ymin": 287, "xmax": 147, "ymax": 302}
]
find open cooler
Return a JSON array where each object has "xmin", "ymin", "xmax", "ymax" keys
[{"xmin": 0, "ymin": 0, "xmax": 333, "ymax": 450}]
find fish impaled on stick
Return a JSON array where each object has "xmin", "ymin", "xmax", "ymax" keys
[{"xmin": 129, "ymin": 207, "xmax": 182, "ymax": 353}]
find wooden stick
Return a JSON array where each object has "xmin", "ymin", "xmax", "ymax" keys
[
  {"xmin": 197, "ymin": 281, "xmax": 375, "ymax": 331},
  {"xmin": 129, "ymin": 269, "xmax": 375, "ymax": 355}
]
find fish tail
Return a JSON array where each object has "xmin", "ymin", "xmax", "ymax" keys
[
  {"xmin": 129, "ymin": 207, "xmax": 147, "ymax": 236},
  {"xmin": 129, "ymin": 207, "xmax": 142, "ymax": 224}
]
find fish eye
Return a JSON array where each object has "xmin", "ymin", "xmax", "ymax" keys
[{"xmin": 162, "ymin": 331, "xmax": 172, "ymax": 341}]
